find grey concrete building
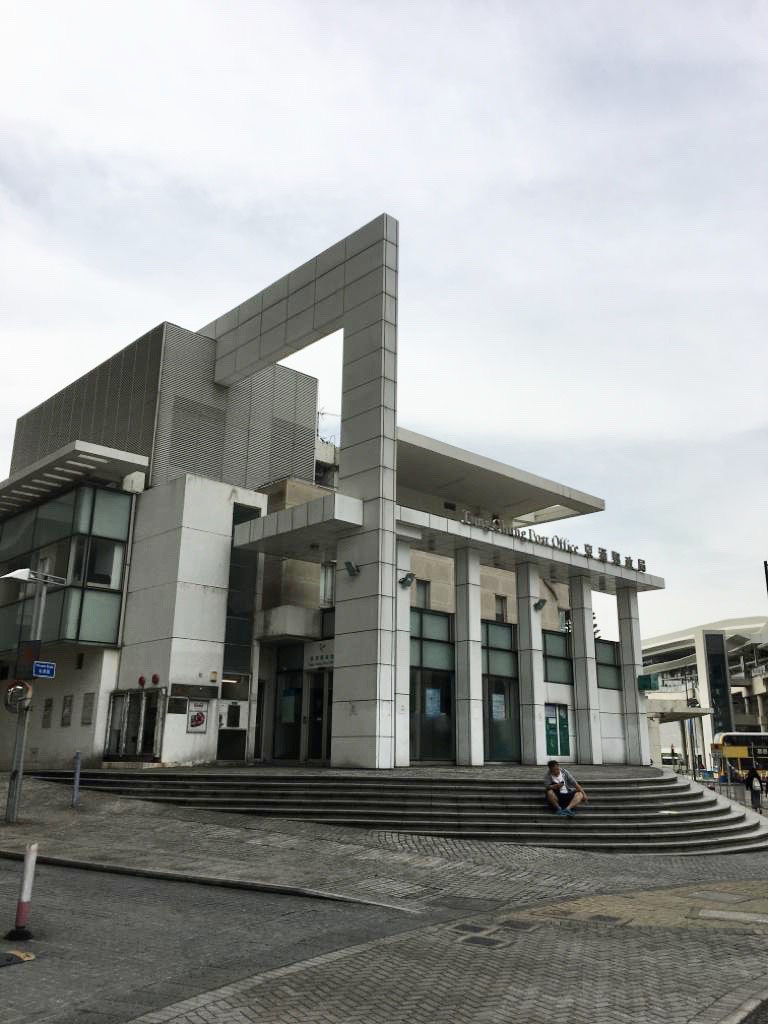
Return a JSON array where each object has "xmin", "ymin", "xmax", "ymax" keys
[{"xmin": 0, "ymin": 215, "xmax": 664, "ymax": 770}]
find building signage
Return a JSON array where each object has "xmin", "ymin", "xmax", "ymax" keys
[
  {"xmin": 304, "ymin": 640, "xmax": 334, "ymax": 670},
  {"xmin": 460, "ymin": 512, "xmax": 647, "ymax": 572},
  {"xmin": 32, "ymin": 661, "xmax": 56, "ymax": 679},
  {"xmin": 186, "ymin": 700, "xmax": 209, "ymax": 733}
]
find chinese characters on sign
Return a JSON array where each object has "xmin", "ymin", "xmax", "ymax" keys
[{"xmin": 460, "ymin": 512, "xmax": 647, "ymax": 573}]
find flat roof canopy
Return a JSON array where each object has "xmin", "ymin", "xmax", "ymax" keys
[
  {"xmin": 396, "ymin": 428, "xmax": 604, "ymax": 526},
  {"xmin": 0, "ymin": 441, "xmax": 148, "ymax": 518}
]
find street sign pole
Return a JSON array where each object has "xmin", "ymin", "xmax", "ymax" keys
[{"xmin": 5, "ymin": 698, "xmax": 31, "ymax": 825}]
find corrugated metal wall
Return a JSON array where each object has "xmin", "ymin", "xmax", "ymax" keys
[{"xmin": 10, "ymin": 326, "xmax": 164, "ymax": 475}]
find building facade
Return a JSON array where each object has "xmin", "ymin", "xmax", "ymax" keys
[
  {"xmin": 643, "ymin": 616, "xmax": 768, "ymax": 770},
  {"xmin": 0, "ymin": 215, "xmax": 664, "ymax": 770}
]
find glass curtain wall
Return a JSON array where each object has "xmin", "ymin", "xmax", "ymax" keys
[{"xmin": 0, "ymin": 485, "xmax": 132, "ymax": 655}]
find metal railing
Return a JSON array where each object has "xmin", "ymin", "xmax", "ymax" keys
[{"xmin": 672, "ymin": 764, "xmax": 765, "ymax": 812}]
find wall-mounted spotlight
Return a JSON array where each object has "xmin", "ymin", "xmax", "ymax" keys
[
  {"xmin": 344, "ymin": 561, "xmax": 361, "ymax": 577},
  {"xmin": 533, "ymin": 597, "xmax": 547, "ymax": 611},
  {"xmin": 398, "ymin": 571, "xmax": 416, "ymax": 588}
]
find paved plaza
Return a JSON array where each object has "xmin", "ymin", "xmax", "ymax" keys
[{"xmin": 2, "ymin": 776, "xmax": 768, "ymax": 1023}]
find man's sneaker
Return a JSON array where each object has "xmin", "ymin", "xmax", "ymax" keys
[
  {"xmin": 555, "ymin": 808, "xmax": 568, "ymax": 816},
  {"xmin": 565, "ymin": 808, "xmax": 576, "ymax": 817}
]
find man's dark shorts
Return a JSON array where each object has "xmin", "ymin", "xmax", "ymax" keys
[{"xmin": 556, "ymin": 791, "xmax": 572, "ymax": 809}]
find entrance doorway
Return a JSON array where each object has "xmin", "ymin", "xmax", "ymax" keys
[
  {"xmin": 545, "ymin": 703, "xmax": 571, "ymax": 758},
  {"xmin": 410, "ymin": 669, "xmax": 454, "ymax": 761},
  {"xmin": 105, "ymin": 688, "xmax": 164, "ymax": 760},
  {"xmin": 273, "ymin": 670, "xmax": 333, "ymax": 762},
  {"xmin": 483, "ymin": 676, "xmax": 521, "ymax": 761}
]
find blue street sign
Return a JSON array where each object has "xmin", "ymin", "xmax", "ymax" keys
[{"xmin": 32, "ymin": 661, "xmax": 56, "ymax": 679}]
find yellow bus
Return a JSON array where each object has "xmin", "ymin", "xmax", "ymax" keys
[{"xmin": 712, "ymin": 732, "xmax": 768, "ymax": 781}]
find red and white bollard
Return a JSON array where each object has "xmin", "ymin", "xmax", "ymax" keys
[{"xmin": 6, "ymin": 842, "xmax": 38, "ymax": 941}]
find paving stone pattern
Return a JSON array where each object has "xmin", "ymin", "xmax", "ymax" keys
[{"xmin": 3, "ymin": 776, "xmax": 768, "ymax": 1023}]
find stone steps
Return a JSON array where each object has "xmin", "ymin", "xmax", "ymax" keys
[{"xmin": 30, "ymin": 769, "xmax": 768, "ymax": 855}]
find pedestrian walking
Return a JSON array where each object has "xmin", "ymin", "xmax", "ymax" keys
[{"xmin": 744, "ymin": 765, "xmax": 765, "ymax": 814}]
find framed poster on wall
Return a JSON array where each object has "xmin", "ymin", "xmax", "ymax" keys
[{"xmin": 187, "ymin": 700, "xmax": 209, "ymax": 733}]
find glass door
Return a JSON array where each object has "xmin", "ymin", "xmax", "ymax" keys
[
  {"xmin": 410, "ymin": 669, "xmax": 454, "ymax": 761},
  {"xmin": 484, "ymin": 676, "xmax": 521, "ymax": 761},
  {"xmin": 545, "ymin": 703, "xmax": 571, "ymax": 758},
  {"xmin": 273, "ymin": 672, "xmax": 303, "ymax": 759},
  {"xmin": 273, "ymin": 670, "xmax": 333, "ymax": 762},
  {"xmin": 307, "ymin": 670, "xmax": 333, "ymax": 761}
]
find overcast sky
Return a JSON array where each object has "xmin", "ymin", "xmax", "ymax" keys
[{"xmin": 1, "ymin": 0, "xmax": 765, "ymax": 638}]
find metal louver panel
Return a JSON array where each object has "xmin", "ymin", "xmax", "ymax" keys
[{"xmin": 9, "ymin": 326, "xmax": 164, "ymax": 475}]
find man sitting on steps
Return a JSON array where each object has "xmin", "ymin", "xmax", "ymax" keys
[{"xmin": 544, "ymin": 760, "xmax": 588, "ymax": 817}]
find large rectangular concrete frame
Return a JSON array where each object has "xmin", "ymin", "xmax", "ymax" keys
[{"xmin": 210, "ymin": 214, "xmax": 398, "ymax": 768}]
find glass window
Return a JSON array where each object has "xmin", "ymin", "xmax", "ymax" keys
[
  {"xmin": 422, "ymin": 612, "xmax": 450, "ymax": 642},
  {"xmin": 412, "ymin": 579, "xmax": 429, "ymax": 609},
  {"xmin": 0, "ymin": 602, "xmax": 20, "ymax": 653},
  {"xmin": 320, "ymin": 562, "xmax": 336, "ymax": 606},
  {"xmin": 32, "ymin": 537, "xmax": 71, "ymax": 582},
  {"xmin": 558, "ymin": 608, "xmax": 570, "ymax": 632},
  {"xmin": 86, "ymin": 539, "xmax": 124, "ymax": 589},
  {"xmin": 221, "ymin": 676, "xmax": 250, "ymax": 701},
  {"xmin": 544, "ymin": 631, "xmax": 568, "ymax": 658},
  {"xmin": 410, "ymin": 637, "xmax": 421, "ymax": 666},
  {"xmin": 488, "ymin": 649, "xmax": 516, "ymax": 677},
  {"xmin": 0, "ymin": 509, "xmax": 35, "ymax": 561},
  {"xmin": 410, "ymin": 608, "xmax": 422, "ymax": 637},
  {"xmin": 78, "ymin": 591, "xmax": 121, "ymax": 644},
  {"xmin": 596, "ymin": 639, "xmax": 618, "ymax": 665},
  {"xmin": 225, "ymin": 616, "xmax": 251, "ymax": 646},
  {"xmin": 91, "ymin": 490, "xmax": 131, "ymax": 541},
  {"xmin": 74, "ymin": 487, "xmax": 94, "ymax": 533},
  {"xmin": 545, "ymin": 657, "xmax": 573, "ymax": 684},
  {"xmin": 33, "ymin": 491, "xmax": 75, "ymax": 547},
  {"xmin": 276, "ymin": 644, "xmax": 303, "ymax": 672},
  {"xmin": 40, "ymin": 588, "xmax": 64, "ymax": 643},
  {"xmin": 422, "ymin": 640, "xmax": 454, "ymax": 671},
  {"xmin": 61, "ymin": 589, "xmax": 82, "ymax": 640},
  {"xmin": 61, "ymin": 695, "xmax": 73, "ymax": 727},
  {"xmin": 494, "ymin": 595, "xmax": 507, "ymax": 623},
  {"xmin": 81, "ymin": 692, "xmax": 96, "ymax": 726},
  {"xmin": 597, "ymin": 663, "xmax": 622, "ymax": 690},
  {"xmin": 487, "ymin": 622, "xmax": 514, "ymax": 650}
]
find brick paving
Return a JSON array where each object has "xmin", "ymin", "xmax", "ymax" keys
[{"xmin": 2, "ymin": 774, "xmax": 768, "ymax": 1023}]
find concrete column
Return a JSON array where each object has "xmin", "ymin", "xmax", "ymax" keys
[
  {"xmin": 394, "ymin": 539, "xmax": 411, "ymax": 766},
  {"xmin": 569, "ymin": 576, "xmax": 602, "ymax": 764},
  {"xmin": 330, "ymin": 217, "xmax": 399, "ymax": 769},
  {"xmin": 516, "ymin": 562, "xmax": 547, "ymax": 764},
  {"xmin": 455, "ymin": 548, "xmax": 483, "ymax": 766},
  {"xmin": 617, "ymin": 587, "xmax": 651, "ymax": 765}
]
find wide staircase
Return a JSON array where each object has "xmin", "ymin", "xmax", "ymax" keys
[{"xmin": 30, "ymin": 767, "xmax": 768, "ymax": 855}]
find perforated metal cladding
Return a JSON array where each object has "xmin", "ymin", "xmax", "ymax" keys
[
  {"xmin": 243, "ymin": 365, "xmax": 317, "ymax": 489},
  {"xmin": 10, "ymin": 326, "xmax": 163, "ymax": 474},
  {"xmin": 152, "ymin": 324, "xmax": 227, "ymax": 485},
  {"xmin": 153, "ymin": 324, "xmax": 318, "ymax": 489}
]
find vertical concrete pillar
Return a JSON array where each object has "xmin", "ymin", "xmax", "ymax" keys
[
  {"xmin": 516, "ymin": 562, "xmax": 547, "ymax": 764},
  {"xmin": 570, "ymin": 576, "xmax": 602, "ymax": 764},
  {"xmin": 617, "ymin": 587, "xmax": 651, "ymax": 765},
  {"xmin": 394, "ymin": 539, "xmax": 411, "ymax": 766},
  {"xmin": 455, "ymin": 548, "xmax": 483, "ymax": 766},
  {"xmin": 332, "ymin": 220, "xmax": 398, "ymax": 769}
]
